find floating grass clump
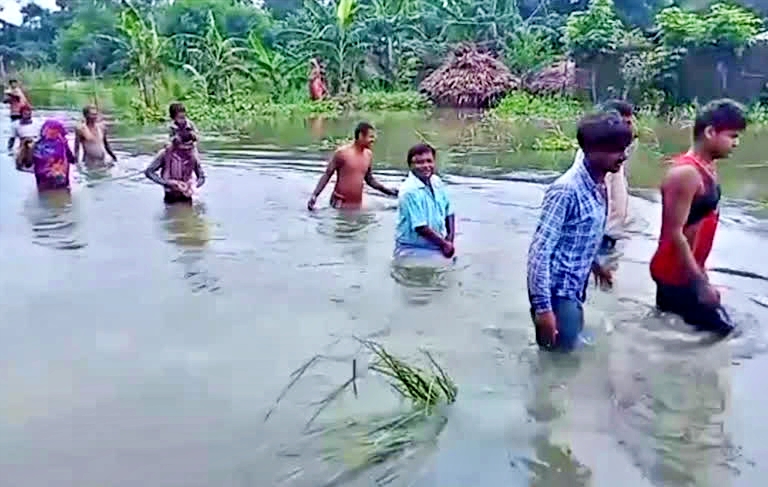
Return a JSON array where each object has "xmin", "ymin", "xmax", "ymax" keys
[{"xmin": 264, "ymin": 337, "xmax": 457, "ymax": 476}]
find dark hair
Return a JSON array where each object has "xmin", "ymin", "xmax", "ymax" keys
[
  {"xmin": 576, "ymin": 112, "xmax": 633, "ymax": 153},
  {"xmin": 169, "ymin": 102, "xmax": 187, "ymax": 119},
  {"xmin": 354, "ymin": 122, "xmax": 374, "ymax": 140},
  {"xmin": 175, "ymin": 127, "xmax": 195, "ymax": 144},
  {"xmin": 407, "ymin": 143, "xmax": 436, "ymax": 165},
  {"xmin": 82, "ymin": 104, "xmax": 97, "ymax": 116},
  {"xmin": 693, "ymin": 99, "xmax": 747, "ymax": 139},
  {"xmin": 601, "ymin": 99, "xmax": 633, "ymax": 118},
  {"xmin": 9, "ymin": 78, "xmax": 18, "ymax": 84}
]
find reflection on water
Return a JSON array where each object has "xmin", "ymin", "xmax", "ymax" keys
[
  {"xmin": 522, "ymin": 434, "xmax": 592, "ymax": 487},
  {"xmin": 608, "ymin": 306, "xmax": 738, "ymax": 487},
  {"xmin": 160, "ymin": 202, "xmax": 220, "ymax": 293},
  {"xmin": 23, "ymin": 189, "xmax": 85, "ymax": 250}
]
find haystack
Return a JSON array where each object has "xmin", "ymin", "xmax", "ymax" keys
[
  {"xmin": 525, "ymin": 60, "xmax": 585, "ymax": 95},
  {"xmin": 419, "ymin": 45, "xmax": 519, "ymax": 109}
]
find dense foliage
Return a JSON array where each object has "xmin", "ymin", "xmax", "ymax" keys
[{"xmin": 1, "ymin": 0, "xmax": 766, "ymax": 123}]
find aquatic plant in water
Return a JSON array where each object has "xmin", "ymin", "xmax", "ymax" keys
[{"xmin": 265, "ymin": 338, "xmax": 457, "ymax": 473}]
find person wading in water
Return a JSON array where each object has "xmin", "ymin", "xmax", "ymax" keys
[
  {"xmin": 144, "ymin": 128, "xmax": 206, "ymax": 205},
  {"xmin": 9, "ymin": 104, "xmax": 37, "ymax": 170},
  {"xmin": 74, "ymin": 105, "xmax": 118, "ymax": 167},
  {"xmin": 527, "ymin": 112, "xmax": 633, "ymax": 352},
  {"xmin": 307, "ymin": 122, "xmax": 398, "ymax": 211},
  {"xmin": 650, "ymin": 99, "xmax": 747, "ymax": 337},
  {"xmin": 3, "ymin": 78, "xmax": 29, "ymax": 149},
  {"xmin": 30, "ymin": 119, "xmax": 77, "ymax": 192},
  {"xmin": 394, "ymin": 143, "xmax": 455, "ymax": 259}
]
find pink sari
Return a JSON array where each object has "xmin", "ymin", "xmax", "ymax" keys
[{"xmin": 32, "ymin": 120, "xmax": 75, "ymax": 191}]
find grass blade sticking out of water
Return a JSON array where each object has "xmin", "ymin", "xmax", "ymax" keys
[{"xmin": 267, "ymin": 338, "xmax": 458, "ymax": 482}]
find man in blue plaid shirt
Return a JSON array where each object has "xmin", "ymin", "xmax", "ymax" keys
[{"xmin": 527, "ymin": 112, "xmax": 633, "ymax": 351}]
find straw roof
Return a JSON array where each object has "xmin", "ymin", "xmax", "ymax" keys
[
  {"xmin": 419, "ymin": 45, "xmax": 519, "ymax": 109},
  {"xmin": 525, "ymin": 60, "xmax": 585, "ymax": 95}
]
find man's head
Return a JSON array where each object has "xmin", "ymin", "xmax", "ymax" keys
[
  {"xmin": 601, "ymin": 99, "xmax": 634, "ymax": 132},
  {"xmin": 173, "ymin": 127, "xmax": 196, "ymax": 150},
  {"xmin": 407, "ymin": 143, "xmax": 437, "ymax": 181},
  {"xmin": 83, "ymin": 105, "xmax": 99, "ymax": 123},
  {"xmin": 9, "ymin": 79, "xmax": 18, "ymax": 89},
  {"xmin": 169, "ymin": 102, "xmax": 187, "ymax": 125},
  {"xmin": 354, "ymin": 122, "xmax": 375, "ymax": 149},
  {"xmin": 577, "ymin": 112, "xmax": 633, "ymax": 174},
  {"xmin": 693, "ymin": 99, "xmax": 747, "ymax": 159},
  {"xmin": 20, "ymin": 104, "xmax": 32, "ymax": 122}
]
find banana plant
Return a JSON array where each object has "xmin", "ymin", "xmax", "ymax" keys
[
  {"xmin": 244, "ymin": 32, "xmax": 307, "ymax": 101},
  {"xmin": 99, "ymin": 2, "xmax": 169, "ymax": 109},
  {"xmin": 360, "ymin": 0, "xmax": 426, "ymax": 88},
  {"xmin": 176, "ymin": 11, "xmax": 250, "ymax": 98},
  {"xmin": 277, "ymin": 0, "xmax": 368, "ymax": 95}
]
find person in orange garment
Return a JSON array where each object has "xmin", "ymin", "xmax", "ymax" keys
[
  {"xmin": 650, "ymin": 99, "xmax": 747, "ymax": 338},
  {"xmin": 308, "ymin": 58, "xmax": 327, "ymax": 101},
  {"xmin": 306, "ymin": 122, "xmax": 398, "ymax": 210}
]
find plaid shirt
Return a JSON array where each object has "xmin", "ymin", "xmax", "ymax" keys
[{"xmin": 527, "ymin": 158, "xmax": 607, "ymax": 313}]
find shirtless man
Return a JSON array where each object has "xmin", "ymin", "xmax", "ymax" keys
[
  {"xmin": 307, "ymin": 122, "xmax": 398, "ymax": 210},
  {"xmin": 74, "ymin": 105, "xmax": 117, "ymax": 166},
  {"xmin": 4, "ymin": 79, "xmax": 28, "ymax": 149}
]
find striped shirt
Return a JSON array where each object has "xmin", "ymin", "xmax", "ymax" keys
[{"xmin": 527, "ymin": 158, "xmax": 607, "ymax": 313}]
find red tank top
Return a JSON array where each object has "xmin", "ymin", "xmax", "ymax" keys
[{"xmin": 649, "ymin": 152, "xmax": 721, "ymax": 286}]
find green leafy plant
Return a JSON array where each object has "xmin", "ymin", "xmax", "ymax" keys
[{"xmin": 564, "ymin": 0, "xmax": 624, "ymax": 61}]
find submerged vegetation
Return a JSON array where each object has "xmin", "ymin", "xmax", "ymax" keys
[{"xmin": 264, "ymin": 337, "xmax": 456, "ymax": 476}]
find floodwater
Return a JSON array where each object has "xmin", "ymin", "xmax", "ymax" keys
[{"xmin": 3, "ymin": 109, "xmax": 768, "ymax": 487}]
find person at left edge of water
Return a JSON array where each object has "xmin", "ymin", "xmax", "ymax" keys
[{"xmin": 527, "ymin": 111, "xmax": 633, "ymax": 352}]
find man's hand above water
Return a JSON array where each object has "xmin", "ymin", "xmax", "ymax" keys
[
  {"xmin": 534, "ymin": 310, "xmax": 558, "ymax": 347},
  {"xmin": 592, "ymin": 262, "xmax": 613, "ymax": 289}
]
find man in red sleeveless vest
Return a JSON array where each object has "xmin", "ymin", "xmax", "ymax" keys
[{"xmin": 650, "ymin": 99, "xmax": 747, "ymax": 337}]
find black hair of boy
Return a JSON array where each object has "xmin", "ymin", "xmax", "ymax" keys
[
  {"xmin": 169, "ymin": 102, "xmax": 186, "ymax": 119},
  {"xmin": 693, "ymin": 99, "xmax": 747, "ymax": 139},
  {"xmin": 576, "ymin": 112, "xmax": 633, "ymax": 153},
  {"xmin": 600, "ymin": 99, "xmax": 634, "ymax": 118}
]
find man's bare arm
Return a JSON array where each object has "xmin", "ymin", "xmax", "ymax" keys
[
  {"xmin": 194, "ymin": 157, "xmax": 206, "ymax": 188},
  {"xmin": 364, "ymin": 166, "xmax": 397, "ymax": 197},
  {"xmin": 73, "ymin": 128, "xmax": 82, "ymax": 162},
  {"xmin": 103, "ymin": 128, "xmax": 117, "ymax": 162},
  {"xmin": 445, "ymin": 214, "xmax": 455, "ymax": 242},
  {"xmin": 659, "ymin": 165, "xmax": 706, "ymax": 282},
  {"xmin": 144, "ymin": 150, "xmax": 172, "ymax": 188},
  {"xmin": 308, "ymin": 151, "xmax": 341, "ymax": 204}
]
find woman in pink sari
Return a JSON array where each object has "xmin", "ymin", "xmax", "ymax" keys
[{"xmin": 31, "ymin": 120, "xmax": 76, "ymax": 191}]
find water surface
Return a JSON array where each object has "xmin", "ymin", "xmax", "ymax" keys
[{"xmin": 2, "ymin": 110, "xmax": 768, "ymax": 487}]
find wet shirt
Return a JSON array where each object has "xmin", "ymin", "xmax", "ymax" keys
[
  {"xmin": 12, "ymin": 120, "xmax": 38, "ymax": 140},
  {"xmin": 527, "ymin": 158, "xmax": 607, "ymax": 312},
  {"xmin": 395, "ymin": 172, "xmax": 453, "ymax": 252}
]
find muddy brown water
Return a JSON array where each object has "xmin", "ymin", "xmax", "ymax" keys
[{"xmin": 2, "ymin": 109, "xmax": 768, "ymax": 487}]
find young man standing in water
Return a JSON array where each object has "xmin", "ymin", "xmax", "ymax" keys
[
  {"xmin": 394, "ymin": 143, "xmax": 455, "ymax": 259},
  {"xmin": 573, "ymin": 100, "xmax": 636, "ymax": 251},
  {"xmin": 4, "ymin": 79, "xmax": 29, "ymax": 149},
  {"xmin": 9, "ymin": 104, "xmax": 37, "ymax": 170},
  {"xmin": 649, "ymin": 99, "xmax": 747, "ymax": 337},
  {"xmin": 74, "ymin": 105, "xmax": 118, "ymax": 166},
  {"xmin": 144, "ymin": 129, "xmax": 206, "ymax": 205},
  {"xmin": 306, "ymin": 122, "xmax": 398, "ymax": 210},
  {"xmin": 527, "ymin": 112, "xmax": 633, "ymax": 351}
]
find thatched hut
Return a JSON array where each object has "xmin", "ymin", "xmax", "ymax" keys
[
  {"xmin": 524, "ymin": 60, "xmax": 586, "ymax": 96},
  {"xmin": 419, "ymin": 45, "xmax": 519, "ymax": 109}
]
